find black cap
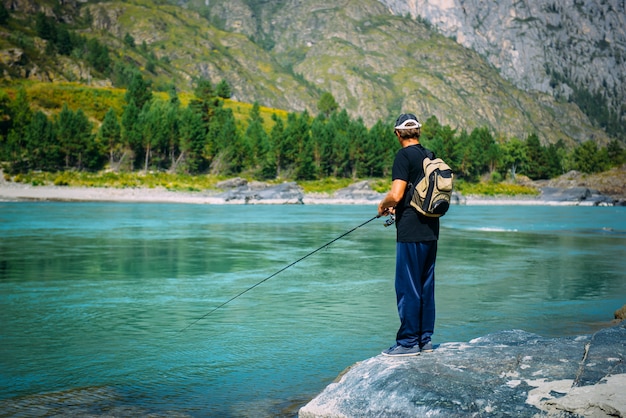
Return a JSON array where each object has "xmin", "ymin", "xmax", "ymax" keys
[{"xmin": 394, "ymin": 113, "xmax": 422, "ymax": 130}]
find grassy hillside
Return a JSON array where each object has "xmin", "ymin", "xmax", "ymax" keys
[{"xmin": 2, "ymin": 82, "xmax": 287, "ymax": 132}]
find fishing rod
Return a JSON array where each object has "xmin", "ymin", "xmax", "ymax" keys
[{"xmin": 179, "ymin": 213, "xmax": 393, "ymax": 332}]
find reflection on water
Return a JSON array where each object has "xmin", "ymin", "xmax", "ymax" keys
[{"xmin": 1, "ymin": 203, "xmax": 625, "ymax": 416}]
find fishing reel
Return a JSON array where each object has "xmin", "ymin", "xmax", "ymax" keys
[{"xmin": 383, "ymin": 214, "xmax": 395, "ymax": 227}]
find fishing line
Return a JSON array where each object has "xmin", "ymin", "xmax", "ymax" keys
[{"xmin": 179, "ymin": 214, "xmax": 383, "ymax": 332}]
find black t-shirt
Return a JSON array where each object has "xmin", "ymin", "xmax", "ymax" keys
[{"xmin": 391, "ymin": 144, "xmax": 440, "ymax": 242}]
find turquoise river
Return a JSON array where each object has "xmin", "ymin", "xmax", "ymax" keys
[{"xmin": 1, "ymin": 202, "xmax": 625, "ymax": 416}]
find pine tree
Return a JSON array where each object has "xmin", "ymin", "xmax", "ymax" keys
[
  {"xmin": 56, "ymin": 26, "xmax": 73, "ymax": 55},
  {"xmin": 138, "ymin": 101, "xmax": 172, "ymax": 171},
  {"xmin": 191, "ymin": 78, "xmax": 219, "ymax": 125},
  {"xmin": 86, "ymin": 38, "xmax": 111, "ymax": 74},
  {"xmin": 124, "ymin": 73, "xmax": 153, "ymax": 111},
  {"xmin": 347, "ymin": 117, "xmax": 368, "ymax": 179},
  {"xmin": 268, "ymin": 115, "xmax": 285, "ymax": 178},
  {"xmin": 177, "ymin": 106, "xmax": 206, "ymax": 173},
  {"xmin": 9, "ymin": 88, "xmax": 32, "ymax": 134},
  {"xmin": 467, "ymin": 126, "xmax": 497, "ymax": 178},
  {"xmin": 572, "ymin": 140, "xmax": 603, "ymax": 174},
  {"xmin": 328, "ymin": 110, "xmax": 352, "ymax": 177},
  {"xmin": 286, "ymin": 111, "xmax": 313, "ymax": 179},
  {"xmin": 428, "ymin": 124, "xmax": 457, "ymax": 167},
  {"xmin": 5, "ymin": 89, "xmax": 33, "ymax": 168},
  {"xmin": 317, "ymin": 92, "xmax": 338, "ymax": 117},
  {"xmin": 524, "ymin": 133, "xmax": 550, "ymax": 179},
  {"xmin": 216, "ymin": 80, "xmax": 232, "ymax": 99},
  {"xmin": 453, "ymin": 129, "xmax": 471, "ymax": 179},
  {"xmin": 279, "ymin": 112, "xmax": 304, "ymax": 175},
  {"xmin": 123, "ymin": 33, "xmax": 136, "ymax": 48},
  {"xmin": 35, "ymin": 12, "xmax": 56, "ymax": 41},
  {"xmin": 244, "ymin": 102, "xmax": 270, "ymax": 172},
  {"xmin": 500, "ymin": 137, "xmax": 527, "ymax": 180},
  {"xmin": 420, "ymin": 115, "xmax": 442, "ymax": 143},
  {"xmin": 295, "ymin": 136, "xmax": 316, "ymax": 180},
  {"xmin": 606, "ymin": 139, "xmax": 625, "ymax": 166},
  {"xmin": 310, "ymin": 114, "xmax": 333, "ymax": 177},
  {"xmin": 98, "ymin": 108, "xmax": 122, "ymax": 168},
  {"xmin": 0, "ymin": 91, "xmax": 11, "ymax": 159},
  {"xmin": 545, "ymin": 142, "xmax": 564, "ymax": 177},
  {"xmin": 25, "ymin": 111, "xmax": 58, "ymax": 171},
  {"xmin": 363, "ymin": 120, "xmax": 394, "ymax": 177},
  {"xmin": 121, "ymin": 99, "xmax": 141, "ymax": 170},
  {"xmin": 55, "ymin": 104, "xmax": 94, "ymax": 170},
  {"xmin": 164, "ymin": 95, "xmax": 181, "ymax": 168},
  {"xmin": 207, "ymin": 106, "xmax": 241, "ymax": 174},
  {"xmin": 0, "ymin": 2, "xmax": 9, "ymax": 25}
]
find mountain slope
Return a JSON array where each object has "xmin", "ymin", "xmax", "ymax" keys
[
  {"xmin": 0, "ymin": 0, "xmax": 614, "ymax": 146},
  {"xmin": 379, "ymin": 0, "xmax": 626, "ymax": 139},
  {"xmin": 195, "ymin": 0, "xmax": 610, "ymax": 144}
]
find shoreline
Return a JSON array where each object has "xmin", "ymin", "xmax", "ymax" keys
[
  {"xmin": 0, "ymin": 183, "xmax": 614, "ymax": 206},
  {"xmin": 0, "ymin": 182, "xmax": 622, "ymax": 206}
]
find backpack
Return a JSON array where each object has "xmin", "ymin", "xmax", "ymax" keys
[{"xmin": 408, "ymin": 151, "xmax": 454, "ymax": 217}]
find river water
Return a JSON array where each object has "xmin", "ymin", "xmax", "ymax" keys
[{"xmin": 1, "ymin": 202, "xmax": 625, "ymax": 417}]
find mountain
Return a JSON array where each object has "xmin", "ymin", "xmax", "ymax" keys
[
  {"xmin": 0, "ymin": 0, "xmax": 618, "ymax": 147},
  {"xmin": 378, "ymin": 0, "xmax": 626, "ymax": 141}
]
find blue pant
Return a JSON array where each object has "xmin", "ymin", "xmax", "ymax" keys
[{"xmin": 395, "ymin": 241, "xmax": 437, "ymax": 348}]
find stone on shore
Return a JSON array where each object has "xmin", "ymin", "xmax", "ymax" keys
[
  {"xmin": 299, "ymin": 321, "xmax": 626, "ymax": 418},
  {"xmin": 218, "ymin": 180, "xmax": 304, "ymax": 204},
  {"xmin": 539, "ymin": 186, "xmax": 615, "ymax": 206},
  {"xmin": 332, "ymin": 180, "xmax": 382, "ymax": 201}
]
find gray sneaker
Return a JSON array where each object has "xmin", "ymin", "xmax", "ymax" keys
[
  {"xmin": 420, "ymin": 342, "xmax": 433, "ymax": 353},
  {"xmin": 381, "ymin": 344, "xmax": 420, "ymax": 357}
]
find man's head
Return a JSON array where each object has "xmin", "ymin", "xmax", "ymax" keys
[{"xmin": 394, "ymin": 113, "xmax": 422, "ymax": 141}]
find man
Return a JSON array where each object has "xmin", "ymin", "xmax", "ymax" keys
[{"xmin": 378, "ymin": 113, "xmax": 439, "ymax": 357}]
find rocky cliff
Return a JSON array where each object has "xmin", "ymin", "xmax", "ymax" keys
[
  {"xmin": 379, "ymin": 0, "xmax": 626, "ymax": 129},
  {"xmin": 184, "ymin": 0, "xmax": 613, "ymax": 145}
]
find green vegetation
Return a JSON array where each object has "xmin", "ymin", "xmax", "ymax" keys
[
  {"xmin": 299, "ymin": 177, "xmax": 356, "ymax": 194},
  {"xmin": 1, "ymin": 0, "xmax": 624, "ymax": 196},
  {"xmin": 8, "ymin": 171, "xmax": 224, "ymax": 191},
  {"xmin": 454, "ymin": 180, "xmax": 539, "ymax": 197},
  {"xmin": 1, "ymin": 79, "xmax": 624, "ymax": 196},
  {"xmin": 547, "ymin": 68, "xmax": 625, "ymax": 140},
  {"xmin": 1, "ymin": 0, "xmax": 622, "ymax": 151}
]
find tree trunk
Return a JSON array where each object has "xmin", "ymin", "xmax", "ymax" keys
[
  {"xmin": 144, "ymin": 143, "xmax": 150, "ymax": 172},
  {"xmin": 169, "ymin": 151, "xmax": 185, "ymax": 173}
]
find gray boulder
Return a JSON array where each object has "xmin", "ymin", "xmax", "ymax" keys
[
  {"xmin": 333, "ymin": 180, "xmax": 383, "ymax": 201},
  {"xmin": 450, "ymin": 191, "xmax": 466, "ymax": 205},
  {"xmin": 299, "ymin": 322, "xmax": 626, "ymax": 418},
  {"xmin": 215, "ymin": 177, "xmax": 248, "ymax": 189},
  {"xmin": 220, "ymin": 181, "xmax": 304, "ymax": 204},
  {"xmin": 540, "ymin": 187, "xmax": 615, "ymax": 205}
]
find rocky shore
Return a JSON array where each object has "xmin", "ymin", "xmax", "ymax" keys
[
  {"xmin": 299, "ymin": 301, "xmax": 626, "ymax": 418},
  {"xmin": 299, "ymin": 320, "xmax": 626, "ymax": 418},
  {"xmin": 1, "ymin": 169, "xmax": 626, "ymax": 206}
]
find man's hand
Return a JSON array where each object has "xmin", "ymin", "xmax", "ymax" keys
[{"xmin": 378, "ymin": 201, "xmax": 398, "ymax": 218}]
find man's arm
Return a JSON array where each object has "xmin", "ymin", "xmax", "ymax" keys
[{"xmin": 378, "ymin": 179, "xmax": 407, "ymax": 216}]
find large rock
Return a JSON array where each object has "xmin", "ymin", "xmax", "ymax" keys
[
  {"xmin": 536, "ymin": 167, "xmax": 626, "ymax": 202},
  {"xmin": 219, "ymin": 181, "xmax": 304, "ymax": 204},
  {"xmin": 333, "ymin": 180, "xmax": 383, "ymax": 201},
  {"xmin": 540, "ymin": 187, "xmax": 615, "ymax": 205},
  {"xmin": 299, "ymin": 322, "xmax": 626, "ymax": 417}
]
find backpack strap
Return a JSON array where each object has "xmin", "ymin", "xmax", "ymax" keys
[{"xmin": 404, "ymin": 145, "xmax": 434, "ymax": 206}]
